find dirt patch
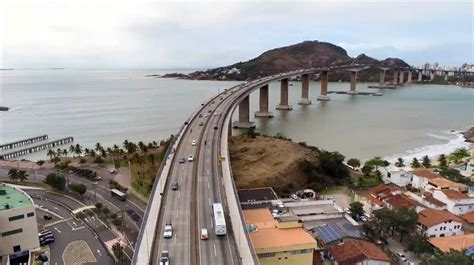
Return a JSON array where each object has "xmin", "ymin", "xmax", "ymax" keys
[{"xmin": 229, "ymin": 135, "xmax": 319, "ymax": 194}]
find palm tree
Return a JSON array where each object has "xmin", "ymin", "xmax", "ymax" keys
[
  {"xmin": 395, "ymin": 157, "xmax": 405, "ymax": 167},
  {"xmin": 62, "ymin": 149, "xmax": 68, "ymax": 158},
  {"xmin": 75, "ymin": 144, "xmax": 83, "ymax": 156},
  {"xmin": 123, "ymin": 140, "xmax": 129, "ymax": 151},
  {"xmin": 95, "ymin": 142, "xmax": 102, "ymax": 153},
  {"xmin": 411, "ymin": 158, "xmax": 421, "ymax": 168},
  {"xmin": 69, "ymin": 145, "xmax": 76, "ymax": 157},
  {"xmin": 131, "ymin": 153, "xmax": 145, "ymax": 181},
  {"xmin": 84, "ymin": 148, "xmax": 90, "ymax": 156},
  {"xmin": 16, "ymin": 170, "xmax": 28, "ymax": 182},
  {"xmin": 148, "ymin": 153, "xmax": 156, "ymax": 170},
  {"xmin": 47, "ymin": 149, "xmax": 56, "ymax": 160},
  {"xmin": 422, "ymin": 155, "xmax": 431, "ymax": 168},
  {"xmin": 8, "ymin": 169, "xmax": 18, "ymax": 180}
]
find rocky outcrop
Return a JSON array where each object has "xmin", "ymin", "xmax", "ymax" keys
[
  {"xmin": 463, "ymin": 127, "xmax": 474, "ymax": 142},
  {"xmin": 159, "ymin": 40, "xmax": 411, "ymax": 81}
]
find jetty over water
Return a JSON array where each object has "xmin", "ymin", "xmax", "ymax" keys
[
  {"xmin": 0, "ymin": 135, "xmax": 49, "ymax": 151},
  {"xmin": 0, "ymin": 137, "xmax": 74, "ymax": 160}
]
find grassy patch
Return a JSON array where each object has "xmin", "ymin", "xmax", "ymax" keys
[
  {"xmin": 320, "ymin": 186, "xmax": 345, "ymax": 195},
  {"xmin": 351, "ymin": 176, "xmax": 381, "ymax": 187}
]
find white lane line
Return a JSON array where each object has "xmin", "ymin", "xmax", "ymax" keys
[
  {"xmin": 208, "ymin": 198, "xmax": 211, "ymax": 206},
  {"xmin": 207, "ymin": 169, "xmax": 210, "ymax": 175},
  {"xmin": 207, "ymin": 182, "xmax": 210, "ymax": 190},
  {"xmin": 178, "ymin": 191, "xmax": 181, "ymax": 199},
  {"xmin": 54, "ymin": 227, "xmax": 61, "ymax": 233},
  {"xmin": 97, "ymin": 249, "xmax": 102, "ymax": 256},
  {"xmin": 213, "ymin": 244, "xmax": 217, "ymax": 257},
  {"xmin": 176, "ymin": 210, "xmax": 179, "ymax": 219}
]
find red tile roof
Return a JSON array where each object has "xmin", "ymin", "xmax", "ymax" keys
[
  {"xmin": 385, "ymin": 194, "xmax": 417, "ymax": 209},
  {"xmin": 441, "ymin": 189, "xmax": 469, "ymax": 200},
  {"xmin": 418, "ymin": 209, "xmax": 463, "ymax": 228},
  {"xmin": 462, "ymin": 212, "xmax": 474, "ymax": 224},
  {"xmin": 329, "ymin": 239, "xmax": 390, "ymax": 265},
  {"xmin": 413, "ymin": 169, "xmax": 441, "ymax": 179},
  {"xmin": 424, "ymin": 195, "xmax": 446, "ymax": 207}
]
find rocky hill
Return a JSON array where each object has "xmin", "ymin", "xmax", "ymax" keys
[{"xmin": 162, "ymin": 40, "xmax": 410, "ymax": 81}]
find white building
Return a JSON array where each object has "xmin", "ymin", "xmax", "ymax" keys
[
  {"xmin": 380, "ymin": 165, "xmax": 412, "ymax": 187},
  {"xmin": 433, "ymin": 189, "xmax": 474, "ymax": 215},
  {"xmin": 0, "ymin": 184, "xmax": 39, "ymax": 261},
  {"xmin": 411, "ymin": 169, "xmax": 440, "ymax": 190},
  {"xmin": 418, "ymin": 208, "xmax": 464, "ymax": 238}
]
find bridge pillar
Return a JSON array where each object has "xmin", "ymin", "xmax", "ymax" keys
[
  {"xmin": 418, "ymin": 70, "xmax": 423, "ymax": 81},
  {"xmin": 298, "ymin": 73, "xmax": 312, "ymax": 105},
  {"xmin": 232, "ymin": 95, "xmax": 255, "ymax": 128},
  {"xmin": 407, "ymin": 70, "xmax": 413, "ymax": 84},
  {"xmin": 430, "ymin": 70, "xmax": 435, "ymax": 81},
  {"xmin": 393, "ymin": 69, "xmax": 399, "ymax": 84},
  {"xmin": 399, "ymin": 70, "xmax": 405, "ymax": 84},
  {"xmin": 255, "ymin": 84, "xmax": 273, "ymax": 117},
  {"xmin": 317, "ymin": 70, "xmax": 331, "ymax": 101},
  {"xmin": 379, "ymin": 70, "xmax": 386, "ymax": 86},
  {"xmin": 348, "ymin": 71, "xmax": 358, "ymax": 95},
  {"xmin": 444, "ymin": 71, "xmax": 449, "ymax": 81},
  {"xmin": 276, "ymin": 78, "xmax": 292, "ymax": 110}
]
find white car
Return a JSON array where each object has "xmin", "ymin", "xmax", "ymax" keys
[
  {"xmin": 188, "ymin": 155, "xmax": 194, "ymax": 162},
  {"xmin": 191, "ymin": 140, "xmax": 196, "ymax": 146},
  {"xmin": 396, "ymin": 253, "xmax": 407, "ymax": 262},
  {"xmin": 163, "ymin": 224, "xmax": 173, "ymax": 238}
]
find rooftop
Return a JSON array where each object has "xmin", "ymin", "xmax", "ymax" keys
[
  {"xmin": 428, "ymin": 177, "xmax": 467, "ymax": 190},
  {"xmin": 429, "ymin": 233, "xmax": 474, "ymax": 253},
  {"xmin": 424, "ymin": 195, "xmax": 446, "ymax": 207},
  {"xmin": 313, "ymin": 219, "xmax": 362, "ymax": 245},
  {"xmin": 385, "ymin": 194, "xmax": 417, "ymax": 209},
  {"xmin": 418, "ymin": 209, "xmax": 463, "ymax": 228},
  {"xmin": 238, "ymin": 187, "xmax": 278, "ymax": 203},
  {"xmin": 243, "ymin": 208, "xmax": 316, "ymax": 251},
  {"xmin": 0, "ymin": 184, "xmax": 33, "ymax": 211},
  {"xmin": 462, "ymin": 212, "xmax": 474, "ymax": 224},
  {"xmin": 440, "ymin": 189, "xmax": 469, "ymax": 200},
  {"xmin": 328, "ymin": 239, "xmax": 390, "ymax": 265},
  {"xmin": 413, "ymin": 169, "xmax": 441, "ymax": 179}
]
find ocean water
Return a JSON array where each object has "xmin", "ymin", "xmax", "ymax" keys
[{"xmin": 1, "ymin": 69, "xmax": 473, "ymax": 162}]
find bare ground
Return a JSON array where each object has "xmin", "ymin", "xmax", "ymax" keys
[{"xmin": 229, "ymin": 135, "xmax": 319, "ymax": 194}]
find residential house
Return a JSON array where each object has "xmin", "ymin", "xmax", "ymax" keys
[
  {"xmin": 417, "ymin": 208, "xmax": 464, "ymax": 237},
  {"xmin": 411, "ymin": 169, "xmax": 441, "ymax": 190},
  {"xmin": 433, "ymin": 189, "xmax": 474, "ymax": 215},
  {"xmin": 328, "ymin": 239, "xmax": 391, "ymax": 265},
  {"xmin": 380, "ymin": 165, "xmax": 412, "ymax": 187},
  {"xmin": 429, "ymin": 233, "xmax": 474, "ymax": 254},
  {"xmin": 425, "ymin": 177, "xmax": 468, "ymax": 193}
]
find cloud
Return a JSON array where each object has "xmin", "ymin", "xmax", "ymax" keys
[{"xmin": 0, "ymin": 0, "xmax": 472, "ymax": 68}]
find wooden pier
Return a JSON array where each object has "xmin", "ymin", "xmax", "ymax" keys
[
  {"xmin": 0, "ymin": 135, "xmax": 49, "ymax": 151},
  {"xmin": 0, "ymin": 137, "xmax": 74, "ymax": 160}
]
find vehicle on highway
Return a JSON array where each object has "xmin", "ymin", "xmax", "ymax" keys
[
  {"xmin": 200, "ymin": 228, "xmax": 208, "ymax": 240},
  {"xmin": 178, "ymin": 157, "xmax": 185, "ymax": 163},
  {"xmin": 204, "ymin": 114, "xmax": 209, "ymax": 117},
  {"xmin": 188, "ymin": 155, "xmax": 194, "ymax": 162},
  {"xmin": 212, "ymin": 203, "xmax": 227, "ymax": 236},
  {"xmin": 43, "ymin": 214, "xmax": 52, "ymax": 220},
  {"xmin": 396, "ymin": 253, "xmax": 407, "ymax": 263},
  {"xmin": 199, "ymin": 122, "xmax": 203, "ymax": 126},
  {"xmin": 163, "ymin": 224, "xmax": 173, "ymax": 238},
  {"xmin": 214, "ymin": 126, "xmax": 218, "ymax": 130},
  {"xmin": 208, "ymin": 110, "xmax": 212, "ymax": 113},
  {"xmin": 191, "ymin": 140, "xmax": 196, "ymax": 146},
  {"xmin": 111, "ymin": 189, "xmax": 126, "ymax": 201},
  {"xmin": 160, "ymin": 251, "xmax": 170, "ymax": 265},
  {"xmin": 199, "ymin": 114, "xmax": 202, "ymax": 118},
  {"xmin": 39, "ymin": 237, "xmax": 54, "ymax": 246},
  {"xmin": 213, "ymin": 112, "xmax": 219, "ymax": 116},
  {"xmin": 171, "ymin": 181, "xmax": 178, "ymax": 191}
]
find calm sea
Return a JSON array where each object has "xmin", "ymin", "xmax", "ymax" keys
[{"xmin": 1, "ymin": 69, "xmax": 473, "ymax": 162}]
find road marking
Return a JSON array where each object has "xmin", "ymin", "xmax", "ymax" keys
[
  {"xmin": 54, "ymin": 207, "xmax": 59, "ymax": 210},
  {"xmin": 208, "ymin": 198, "xmax": 211, "ymax": 206},
  {"xmin": 178, "ymin": 191, "xmax": 181, "ymax": 199},
  {"xmin": 54, "ymin": 227, "xmax": 61, "ymax": 233},
  {"xmin": 207, "ymin": 182, "xmax": 210, "ymax": 189},
  {"xmin": 207, "ymin": 169, "xmax": 210, "ymax": 175},
  {"xmin": 73, "ymin": 221, "xmax": 77, "ymax": 226},
  {"xmin": 97, "ymin": 249, "xmax": 102, "ymax": 256},
  {"xmin": 213, "ymin": 244, "xmax": 217, "ymax": 257}
]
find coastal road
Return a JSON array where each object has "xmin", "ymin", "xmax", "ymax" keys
[{"xmin": 151, "ymin": 86, "xmax": 241, "ymax": 264}]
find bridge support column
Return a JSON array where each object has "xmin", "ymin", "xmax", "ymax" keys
[
  {"xmin": 348, "ymin": 71, "xmax": 358, "ymax": 95},
  {"xmin": 276, "ymin": 78, "xmax": 292, "ymax": 110},
  {"xmin": 407, "ymin": 70, "xmax": 412, "ymax": 84},
  {"xmin": 393, "ymin": 69, "xmax": 399, "ymax": 84},
  {"xmin": 379, "ymin": 70, "xmax": 386, "ymax": 86},
  {"xmin": 399, "ymin": 70, "xmax": 405, "ymax": 84},
  {"xmin": 232, "ymin": 95, "xmax": 255, "ymax": 129},
  {"xmin": 255, "ymin": 85, "xmax": 273, "ymax": 117},
  {"xmin": 418, "ymin": 70, "xmax": 423, "ymax": 81},
  {"xmin": 298, "ymin": 74, "xmax": 312, "ymax": 105},
  {"xmin": 317, "ymin": 70, "xmax": 331, "ymax": 101},
  {"xmin": 430, "ymin": 70, "xmax": 435, "ymax": 81},
  {"xmin": 444, "ymin": 71, "xmax": 449, "ymax": 81}
]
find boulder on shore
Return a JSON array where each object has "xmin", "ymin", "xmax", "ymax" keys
[{"xmin": 463, "ymin": 127, "xmax": 474, "ymax": 142}]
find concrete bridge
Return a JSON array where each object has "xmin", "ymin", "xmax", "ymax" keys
[{"xmin": 132, "ymin": 63, "xmax": 472, "ymax": 265}]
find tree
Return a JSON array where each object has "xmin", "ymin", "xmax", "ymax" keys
[
  {"xmin": 420, "ymin": 250, "xmax": 472, "ymax": 265},
  {"xmin": 438, "ymin": 154, "xmax": 448, "ymax": 169},
  {"xmin": 422, "ymin": 155, "xmax": 431, "ymax": 168},
  {"xmin": 94, "ymin": 156, "xmax": 105, "ymax": 167},
  {"xmin": 95, "ymin": 202, "xmax": 103, "ymax": 209},
  {"xmin": 449, "ymin": 148, "xmax": 470, "ymax": 163},
  {"xmin": 408, "ymin": 230, "xmax": 432, "ymax": 255},
  {"xmin": 68, "ymin": 183, "xmax": 87, "ymax": 195},
  {"xmin": 349, "ymin": 201, "xmax": 364, "ymax": 219},
  {"xmin": 8, "ymin": 169, "xmax": 18, "ymax": 180},
  {"xmin": 361, "ymin": 164, "xmax": 374, "ymax": 177},
  {"xmin": 75, "ymin": 144, "xmax": 83, "ymax": 156},
  {"xmin": 16, "ymin": 170, "xmax": 28, "ymax": 182},
  {"xmin": 347, "ymin": 158, "xmax": 361, "ymax": 169},
  {"xmin": 45, "ymin": 173, "xmax": 66, "ymax": 190},
  {"xmin": 47, "ymin": 149, "xmax": 56, "ymax": 160},
  {"xmin": 411, "ymin": 157, "xmax": 421, "ymax": 168},
  {"xmin": 396, "ymin": 207, "xmax": 418, "ymax": 243},
  {"xmin": 365, "ymin": 156, "xmax": 386, "ymax": 170},
  {"xmin": 36, "ymin": 160, "xmax": 45, "ymax": 167},
  {"xmin": 148, "ymin": 153, "xmax": 156, "ymax": 169},
  {"xmin": 69, "ymin": 145, "xmax": 76, "ymax": 157},
  {"xmin": 395, "ymin": 157, "xmax": 405, "ymax": 167}
]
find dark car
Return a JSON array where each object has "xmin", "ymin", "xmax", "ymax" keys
[
  {"xmin": 40, "ymin": 237, "xmax": 54, "ymax": 246},
  {"xmin": 171, "ymin": 181, "xmax": 178, "ymax": 191},
  {"xmin": 43, "ymin": 214, "xmax": 52, "ymax": 220},
  {"xmin": 160, "ymin": 251, "xmax": 170, "ymax": 265},
  {"xmin": 214, "ymin": 126, "xmax": 218, "ymax": 130},
  {"xmin": 37, "ymin": 253, "xmax": 48, "ymax": 262}
]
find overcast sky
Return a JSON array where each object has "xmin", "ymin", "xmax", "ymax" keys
[{"xmin": 0, "ymin": 0, "xmax": 472, "ymax": 69}]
